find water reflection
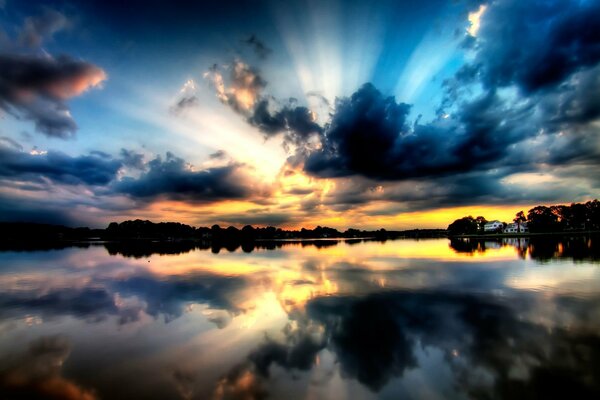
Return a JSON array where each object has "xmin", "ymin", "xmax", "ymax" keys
[
  {"xmin": 0, "ymin": 237, "xmax": 599, "ymax": 399},
  {"xmin": 449, "ymin": 235, "xmax": 599, "ymax": 262},
  {"xmin": 0, "ymin": 335, "xmax": 96, "ymax": 400},
  {"xmin": 233, "ymin": 290, "xmax": 600, "ymax": 398},
  {"xmin": 103, "ymin": 238, "xmax": 349, "ymax": 258},
  {"xmin": 2, "ymin": 236, "xmax": 598, "ymax": 262}
]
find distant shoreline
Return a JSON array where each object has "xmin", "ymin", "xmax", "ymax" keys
[
  {"xmin": 0, "ymin": 221, "xmax": 448, "ymax": 243},
  {"xmin": 452, "ymin": 230, "xmax": 600, "ymax": 239}
]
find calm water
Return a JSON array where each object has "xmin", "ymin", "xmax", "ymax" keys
[{"xmin": 0, "ymin": 237, "xmax": 599, "ymax": 399}]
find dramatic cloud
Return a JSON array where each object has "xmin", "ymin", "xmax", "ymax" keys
[
  {"xmin": 112, "ymin": 152, "xmax": 257, "ymax": 202},
  {"xmin": 205, "ymin": 61, "xmax": 266, "ymax": 113},
  {"xmin": 0, "ymin": 142, "xmax": 270, "ymax": 225},
  {"xmin": 249, "ymin": 99, "xmax": 322, "ymax": 146},
  {"xmin": 473, "ymin": 0, "xmax": 600, "ymax": 94},
  {"xmin": 293, "ymin": 0, "xmax": 600, "ymax": 210},
  {"xmin": 304, "ymin": 83, "xmax": 410, "ymax": 179},
  {"xmin": 205, "ymin": 61, "xmax": 322, "ymax": 146},
  {"xmin": 0, "ymin": 142, "xmax": 122, "ymax": 185},
  {"xmin": 0, "ymin": 0, "xmax": 598, "ymax": 226},
  {"xmin": 538, "ymin": 64, "xmax": 600, "ymax": 129},
  {"xmin": 308, "ymin": 164, "xmax": 598, "ymax": 216},
  {"xmin": 0, "ymin": 54, "xmax": 106, "ymax": 138},
  {"xmin": 304, "ymin": 84, "xmax": 534, "ymax": 181}
]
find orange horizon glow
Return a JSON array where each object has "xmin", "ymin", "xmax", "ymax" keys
[{"xmin": 98, "ymin": 199, "xmax": 541, "ymax": 231}]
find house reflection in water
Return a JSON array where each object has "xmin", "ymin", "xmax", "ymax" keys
[{"xmin": 449, "ymin": 235, "xmax": 599, "ymax": 262}]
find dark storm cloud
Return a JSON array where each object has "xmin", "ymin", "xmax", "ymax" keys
[
  {"xmin": 0, "ymin": 143, "xmax": 265, "ymax": 223},
  {"xmin": 442, "ymin": 0, "xmax": 600, "ymax": 125},
  {"xmin": 538, "ymin": 64, "xmax": 600, "ymax": 128},
  {"xmin": 112, "ymin": 152, "xmax": 254, "ymax": 201},
  {"xmin": 305, "ymin": 83, "xmax": 410, "ymax": 179},
  {"xmin": 249, "ymin": 99, "xmax": 322, "ymax": 145},
  {"xmin": 0, "ymin": 53, "xmax": 106, "ymax": 138},
  {"xmin": 0, "ymin": 143, "xmax": 122, "ymax": 185},
  {"xmin": 317, "ymin": 167, "xmax": 595, "ymax": 215},
  {"xmin": 298, "ymin": 0, "xmax": 600, "ymax": 208},
  {"xmin": 18, "ymin": 9, "xmax": 69, "ymax": 48},
  {"xmin": 242, "ymin": 34, "xmax": 272, "ymax": 59},
  {"xmin": 474, "ymin": 0, "xmax": 600, "ymax": 94},
  {"xmin": 304, "ymin": 84, "xmax": 535, "ymax": 181}
]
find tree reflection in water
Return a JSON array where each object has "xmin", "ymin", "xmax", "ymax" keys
[
  {"xmin": 0, "ymin": 238, "xmax": 599, "ymax": 399},
  {"xmin": 449, "ymin": 235, "xmax": 599, "ymax": 262}
]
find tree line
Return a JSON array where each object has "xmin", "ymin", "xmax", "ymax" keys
[
  {"xmin": 0, "ymin": 219, "xmax": 446, "ymax": 245},
  {"xmin": 447, "ymin": 200, "xmax": 600, "ymax": 236},
  {"xmin": 105, "ymin": 220, "xmax": 444, "ymax": 240}
]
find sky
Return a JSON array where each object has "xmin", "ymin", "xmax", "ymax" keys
[{"xmin": 0, "ymin": 0, "xmax": 599, "ymax": 229}]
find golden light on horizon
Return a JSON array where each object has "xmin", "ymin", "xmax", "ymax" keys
[{"xmin": 101, "ymin": 195, "xmax": 537, "ymax": 231}]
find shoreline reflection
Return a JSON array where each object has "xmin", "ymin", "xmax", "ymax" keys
[
  {"xmin": 1, "ymin": 238, "xmax": 599, "ymax": 399},
  {"xmin": 450, "ymin": 235, "xmax": 599, "ymax": 262}
]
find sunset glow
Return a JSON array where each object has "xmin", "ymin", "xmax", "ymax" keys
[{"xmin": 0, "ymin": 0, "xmax": 598, "ymax": 230}]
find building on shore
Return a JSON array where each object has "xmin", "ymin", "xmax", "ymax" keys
[
  {"xmin": 484, "ymin": 220, "xmax": 504, "ymax": 233},
  {"xmin": 504, "ymin": 222, "xmax": 529, "ymax": 233}
]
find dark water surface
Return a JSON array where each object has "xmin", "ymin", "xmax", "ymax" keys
[{"xmin": 0, "ymin": 237, "xmax": 599, "ymax": 399}]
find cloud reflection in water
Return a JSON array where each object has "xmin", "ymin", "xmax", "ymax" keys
[{"xmin": 0, "ymin": 237, "xmax": 599, "ymax": 399}]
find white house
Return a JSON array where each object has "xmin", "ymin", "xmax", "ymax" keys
[
  {"xmin": 504, "ymin": 222, "xmax": 529, "ymax": 233},
  {"xmin": 484, "ymin": 220, "xmax": 504, "ymax": 232}
]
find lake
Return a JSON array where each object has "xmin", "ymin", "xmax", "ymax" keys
[{"xmin": 0, "ymin": 236, "xmax": 599, "ymax": 399}]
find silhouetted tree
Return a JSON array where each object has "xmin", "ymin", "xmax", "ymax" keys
[
  {"xmin": 514, "ymin": 211, "xmax": 526, "ymax": 232},
  {"xmin": 567, "ymin": 203, "xmax": 588, "ymax": 230},
  {"xmin": 586, "ymin": 200, "xmax": 600, "ymax": 230},
  {"xmin": 447, "ymin": 216, "xmax": 479, "ymax": 236},
  {"xmin": 475, "ymin": 216, "xmax": 488, "ymax": 233},
  {"xmin": 527, "ymin": 206, "xmax": 559, "ymax": 232}
]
